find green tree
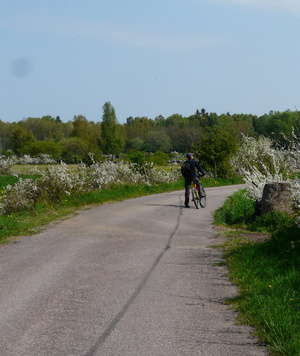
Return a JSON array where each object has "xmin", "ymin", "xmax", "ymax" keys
[
  {"xmin": 128, "ymin": 137, "xmax": 145, "ymax": 151},
  {"xmin": 19, "ymin": 116, "xmax": 56, "ymax": 141},
  {"xmin": 25, "ymin": 140, "xmax": 62, "ymax": 160},
  {"xmin": 60, "ymin": 137, "xmax": 89, "ymax": 163},
  {"xmin": 165, "ymin": 114, "xmax": 188, "ymax": 128},
  {"xmin": 144, "ymin": 130, "xmax": 172, "ymax": 153},
  {"xmin": 0, "ymin": 120, "xmax": 13, "ymax": 153},
  {"xmin": 217, "ymin": 113, "xmax": 255, "ymax": 141},
  {"xmin": 254, "ymin": 110, "xmax": 300, "ymax": 146},
  {"xmin": 124, "ymin": 116, "xmax": 155, "ymax": 141},
  {"xmin": 193, "ymin": 127, "xmax": 238, "ymax": 177},
  {"xmin": 71, "ymin": 115, "xmax": 102, "ymax": 159},
  {"xmin": 10, "ymin": 126, "xmax": 36, "ymax": 156},
  {"xmin": 72, "ymin": 115, "xmax": 90, "ymax": 140},
  {"xmin": 100, "ymin": 102, "xmax": 125, "ymax": 155},
  {"xmin": 18, "ymin": 116, "xmax": 73, "ymax": 143}
]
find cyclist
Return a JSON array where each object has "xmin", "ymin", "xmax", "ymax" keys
[{"xmin": 184, "ymin": 153, "xmax": 206, "ymax": 208}]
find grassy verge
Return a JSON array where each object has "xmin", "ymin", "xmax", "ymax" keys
[{"xmin": 214, "ymin": 190, "xmax": 300, "ymax": 356}]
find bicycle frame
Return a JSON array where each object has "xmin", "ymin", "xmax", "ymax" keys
[{"xmin": 191, "ymin": 178, "xmax": 206, "ymax": 209}]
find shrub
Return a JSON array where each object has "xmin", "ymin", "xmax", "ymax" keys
[
  {"xmin": 271, "ymin": 222, "xmax": 300, "ymax": 246},
  {"xmin": 231, "ymin": 134, "xmax": 300, "ymax": 211},
  {"xmin": 214, "ymin": 189, "xmax": 256, "ymax": 226},
  {"xmin": 0, "ymin": 157, "xmax": 14, "ymax": 175},
  {"xmin": 126, "ymin": 150, "xmax": 148, "ymax": 166},
  {"xmin": 231, "ymin": 136, "xmax": 289, "ymax": 199},
  {"xmin": 1, "ymin": 178, "xmax": 39, "ymax": 214},
  {"xmin": 37, "ymin": 163, "xmax": 80, "ymax": 203},
  {"xmin": 250, "ymin": 211, "xmax": 296, "ymax": 233},
  {"xmin": 148, "ymin": 151, "xmax": 169, "ymax": 166},
  {"xmin": 0, "ymin": 159, "xmax": 178, "ymax": 214}
]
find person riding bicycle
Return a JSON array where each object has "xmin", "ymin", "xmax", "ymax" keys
[{"xmin": 183, "ymin": 153, "xmax": 206, "ymax": 208}]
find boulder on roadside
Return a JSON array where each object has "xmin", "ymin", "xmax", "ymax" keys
[{"xmin": 261, "ymin": 182, "xmax": 293, "ymax": 215}]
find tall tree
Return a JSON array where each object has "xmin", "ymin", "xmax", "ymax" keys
[
  {"xmin": 193, "ymin": 127, "xmax": 238, "ymax": 177},
  {"xmin": 10, "ymin": 126, "xmax": 36, "ymax": 156},
  {"xmin": 72, "ymin": 115, "xmax": 90, "ymax": 140},
  {"xmin": 100, "ymin": 102, "xmax": 125, "ymax": 155},
  {"xmin": 144, "ymin": 130, "xmax": 172, "ymax": 153},
  {"xmin": 0, "ymin": 121, "xmax": 13, "ymax": 153},
  {"xmin": 125, "ymin": 116, "xmax": 155, "ymax": 140},
  {"xmin": 60, "ymin": 137, "xmax": 89, "ymax": 163}
]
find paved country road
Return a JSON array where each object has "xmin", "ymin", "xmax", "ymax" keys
[{"xmin": 0, "ymin": 186, "xmax": 267, "ymax": 356}]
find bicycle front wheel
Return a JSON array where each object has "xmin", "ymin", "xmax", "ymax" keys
[
  {"xmin": 199, "ymin": 186, "xmax": 206, "ymax": 208},
  {"xmin": 191, "ymin": 186, "xmax": 200, "ymax": 209}
]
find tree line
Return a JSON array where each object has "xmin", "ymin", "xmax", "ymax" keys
[{"xmin": 0, "ymin": 102, "xmax": 299, "ymax": 176}]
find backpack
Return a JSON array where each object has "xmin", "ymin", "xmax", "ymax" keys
[{"xmin": 181, "ymin": 160, "xmax": 191, "ymax": 178}]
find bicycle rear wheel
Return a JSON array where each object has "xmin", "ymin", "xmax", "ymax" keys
[
  {"xmin": 191, "ymin": 186, "xmax": 200, "ymax": 209},
  {"xmin": 199, "ymin": 185, "xmax": 206, "ymax": 208}
]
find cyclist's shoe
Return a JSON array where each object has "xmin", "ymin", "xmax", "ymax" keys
[{"xmin": 184, "ymin": 204, "xmax": 190, "ymax": 208}]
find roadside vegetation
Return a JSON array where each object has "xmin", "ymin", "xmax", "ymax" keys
[
  {"xmin": 215, "ymin": 190, "xmax": 300, "ymax": 356},
  {"xmin": 214, "ymin": 133, "xmax": 300, "ymax": 356},
  {"xmin": 0, "ymin": 160, "xmax": 243, "ymax": 243}
]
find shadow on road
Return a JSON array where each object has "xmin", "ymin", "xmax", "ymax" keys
[{"xmin": 84, "ymin": 196, "xmax": 184, "ymax": 356}]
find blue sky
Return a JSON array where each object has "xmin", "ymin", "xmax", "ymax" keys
[{"xmin": 1, "ymin": 0, "xmax": 300, "ymax": 123}]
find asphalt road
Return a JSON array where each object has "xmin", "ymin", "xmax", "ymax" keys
[{"xmin": 0, "ymin": 185, "xmax": 267, "ymax": 356}]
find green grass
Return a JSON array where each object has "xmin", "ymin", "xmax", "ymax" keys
[
  {"xmin": 224, "ymin": 232, "xmax": 300, "ymax": 356},
  {"xmin": 214, "ymin": 189, "xmax": 256, "ymax": 227},
  {"xmin": 0, "ymin": 174, "xmax": 40, "ymax": 191},
  {"xmin": 215, "ymin": 190, "xmax": 300, "ymax": 355}
]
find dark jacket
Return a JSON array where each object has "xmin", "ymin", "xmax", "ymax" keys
[{"xmin": 187, "ymin": 159, "xmax": 205, "ymax": 179}]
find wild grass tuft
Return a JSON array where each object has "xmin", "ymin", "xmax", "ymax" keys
[{"xmin": 214, "ymin": 189, "xmax": 256, "ymax": 227}]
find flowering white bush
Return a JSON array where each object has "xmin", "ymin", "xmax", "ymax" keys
[
  {"xmin": 231, "ymin": 136, "xmax": 291, "ymax": 177},
  {"xmin": 0, "ymin": 158, "xmax": 178, "ymax": 214},
  {"xmin": 1, "ymin": 178, "xmax": 39, "ymax": 214},
  {"xmin": 0, "ymin": 157, "xmax": 15, "ymax": 175},
  {"xmin": 1, "ymin": 154, "xmax": 57, "ymax": 165},
  {"xmin": 281, "ymin": 129, "xmax": 300, "ymax": 173},
  {"xmin": 37, "ymin": 162, "xmax": 83, "ymax": 202},
  {"xmin": 17, "ymin": 154, "xmax": 57, "ymax": 165},
  {"xmin": 84, "ymin": 155, "xmax": 176, "ymax": 189},
  {"xmin": 85, "ymin": 160, "xmax": 144, "ymax": 189},
  {"xmin": 0, "ymin": 154, "xmax": 57, "ymax": 175},
  {"xmin": 231, "ymin": 135, "xmax": 300, "ymax": 209},
  {"xmin": 142, "ymin": 162, "xmax": 176, "ymax": 183}
]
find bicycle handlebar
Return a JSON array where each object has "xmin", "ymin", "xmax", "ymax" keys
[{"xmin": 197, "ymin": 172, "xmax": 206, "ymax": 178}]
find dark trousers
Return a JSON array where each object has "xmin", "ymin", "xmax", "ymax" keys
[{"xmin": 184, "ymin": 177, "xmax": 199, "ymax": 205}]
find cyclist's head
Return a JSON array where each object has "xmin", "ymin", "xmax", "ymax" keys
[{"xmin": 186, "ymin": 153, "xmax": 193, "ymax": 160}]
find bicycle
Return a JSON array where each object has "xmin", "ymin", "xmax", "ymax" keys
[{"xmin": 191, "ymin": 175, "xmax": 206, "ymax": 209}]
